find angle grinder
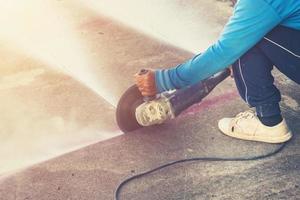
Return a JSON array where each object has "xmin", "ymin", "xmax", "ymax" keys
[{"xmin": 116, "ymin": 68, "xmax": 230, "ymax": 133}]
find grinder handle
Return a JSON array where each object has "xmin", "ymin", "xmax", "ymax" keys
[{"xmin": 136, "ymin": 69, "xmax": 156, "ymax": 101}]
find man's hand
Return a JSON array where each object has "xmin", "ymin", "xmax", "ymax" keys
[{"xmin": 134, "ymin": 69, "xmax": 157, "ymax": 97}]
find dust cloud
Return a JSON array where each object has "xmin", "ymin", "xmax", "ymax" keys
[
  {"xmin": 0, "ymin": 67, "xmax": 121, "ymax": 175},
  {"xmin": 0, "ymin": 0, "xmax": 117, "ymax": 105},
  {"xmin": 0, "ymin": 0, "xmax": 122, "ymax": 175}
]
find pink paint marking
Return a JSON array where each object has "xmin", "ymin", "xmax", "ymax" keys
[{"xmin": 179, "ymin": 90, "xmax": 239, "ymax": 118}]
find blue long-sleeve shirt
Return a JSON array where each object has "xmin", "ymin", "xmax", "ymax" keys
[{"xmin": 155, "ymin": 0, "xmax": 300, "ymax": 92}]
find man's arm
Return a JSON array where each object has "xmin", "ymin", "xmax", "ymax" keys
[{"xmin": 155, "ymin": 0, "xmax": 282, "ymax": 92}]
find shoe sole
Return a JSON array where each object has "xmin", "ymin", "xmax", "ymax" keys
[{"xmin": 221, "ymin": 130, "xmax": 292, "ymax": 144}]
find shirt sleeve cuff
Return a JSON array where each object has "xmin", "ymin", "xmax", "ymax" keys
[{"xmin": 155, "ymin": 70, "xmax": 175, "ymax": 93}]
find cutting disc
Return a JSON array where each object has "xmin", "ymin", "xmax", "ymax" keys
[{"xmin": 116, "ymin": 85, "xmax": 144, "ymax": 133}]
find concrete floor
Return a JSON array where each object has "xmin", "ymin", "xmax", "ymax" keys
[{"xmin": 0, "ymin": 0, "xmax": 299, "ymax": 199}]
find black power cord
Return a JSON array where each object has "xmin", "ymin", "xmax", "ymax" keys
[{"xmin": 115, "ymin": 142, "xmax": 287, "ymax": 200}]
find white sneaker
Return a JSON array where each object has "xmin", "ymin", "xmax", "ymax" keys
[{"xmin": 218, "ymin": 110, "xmax": 292, "ymax": 143}]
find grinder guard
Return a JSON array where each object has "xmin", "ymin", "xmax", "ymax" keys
[{"xmin": 116, "ymin": 85, "xmax": 144, "ymax": 132}]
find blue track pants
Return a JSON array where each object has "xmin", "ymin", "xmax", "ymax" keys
[{"xmin": 232, "ymin": 26, "xmax": 300, "ymax": 117}]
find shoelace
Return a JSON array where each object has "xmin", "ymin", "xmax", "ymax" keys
[{"xmin": 233, "ymin": 110, "xmax": 256, "ymax": 125}]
